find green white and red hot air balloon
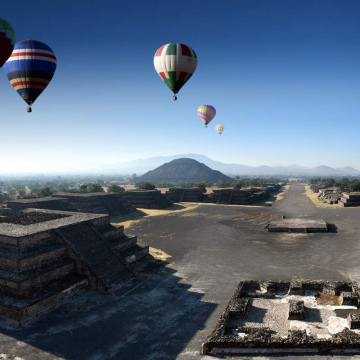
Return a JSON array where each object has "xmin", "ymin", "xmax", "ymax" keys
[{"xmin": 154, "ymin": 43, "xmax": 197, "ymax": 100}]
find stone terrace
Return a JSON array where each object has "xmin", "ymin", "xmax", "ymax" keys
[
  {"xmin": 51, "ymin": 192, "xmax": 135, "ymax": 215},
  {"xmin": 166, "ymin": 188, "xmax": 204, "ymax": 203},
  {"xmin": 0, "ymin": 208, "xmax": 148, "ymax": 326},
  {"xmin": 123, "ymin": 189, "xmax": 173, "ymax": 209},
  {"xmin": 2, "ymin": 197, "xmax": 70, "ymax": 216}
]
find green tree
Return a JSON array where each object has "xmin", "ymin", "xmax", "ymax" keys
[
  {"xmin": 107, "ymin": 184, "xmax": 125, "ymax": 194},
  {"xmin": 39, "ymin": 187, "xmax": 53, "ymax": 197},
  {"xmin": 137, "ymin": 182, "xmax": 156, "ymax": 190},
  {"xmin": 7, "ymin": 188, "xmax": 17, "ymax": 197},
  {"xmin": 87, "ymin": 183, "xmax": 104, "ymax": 192},
  {"xmin": 18, "ymin": 188, "xmax": 26, "ymax": 197},
  {"xmin": 79, "ymin": 184, "xmax": 88, "ymax": 192},
  {"xmin": 323, "ymin": 178, "xmax": 336, "ymax": 188},
  {"xmin": 30, "ymin": 187, "xmax": 40, "ymax": 194},
  {"xmin": 350, "ymin": 180, "xmax": 360, "ymax": 192},
  {"xmin": 233, "ymin": 182, "xmax": 243, "ymax": 190}
]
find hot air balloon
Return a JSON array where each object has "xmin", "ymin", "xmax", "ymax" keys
[
  {"xmin": 154, "ymin": 43, "xmax": 197, "ymax": 100},
  {"xmin": 215, "ymin": 124, "xmax": 225, "ymax": 135},
  {"xmin": 3, "ymin": 40, "xmax": 57, "ymax": 112},
  {"xmin": 0, "ymin": 19, "xmax": 15, "ymax": 68},
  {"xmin": 197, "ymin": 105, "xmax": 216, "ymax": 127}
]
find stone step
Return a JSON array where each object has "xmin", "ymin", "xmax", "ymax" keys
[
  {"xmin": 110, "ymin": 235, "xmax": 137, "ymax": 253},
  {"xmin": 0, "ymin": 259, "xmax": 75, "ymax": 297},
  {"xmin": 0, "ymin": 243, "xmax": 66, "ymax": 273},
  {"xmin": 122, "ymin": 243, "xmax": 149, "ymax": 263},
  {"xmin": 56, "ymin": 223, "xmax": 131, "ymax": 291},
  {"xmin": 0, "ymin": 274, "xmax": 87, "ymax": 325},
  {"xmin": 0, "ymin": 233, "xmax": 60, "ymax": 250},
  {"xmin": 100, "ymin": 226, "xmax": 125, "ymax": 240}
]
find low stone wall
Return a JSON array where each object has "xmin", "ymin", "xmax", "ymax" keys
[{"xmin": 202, "ymin": 280, "xmax": 360, "ymax": 355}]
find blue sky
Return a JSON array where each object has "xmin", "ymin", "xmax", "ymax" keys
[{"xmin": 1, "ymin": 0, "xmax": 360, "ymax": 173}]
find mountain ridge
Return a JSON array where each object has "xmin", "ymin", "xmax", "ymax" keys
[{"xmin": 108, "ymin": 154, "xmax": 360, "ymax": 176}]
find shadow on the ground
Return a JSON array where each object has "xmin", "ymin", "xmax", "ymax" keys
[
  {"xmin": 304, "ymin": 307, "xmax": 323, "ymax": 323},
  {"xmin": 252, "ymin": 186, "xmax": 288, "ymax": 207},
  {"xmin": 0, "ymin": 256, "xmax": 217, "ymax": 360},
  {"xmin": 165, "ymin": 203, "xmax": 189, "ymax": 211},
  {"xmin": 327, "ymin": 223, "xmax": 338, "ymax": 233},
  {"xmin": 110, "ymin": 209, "xmax": 148, "ymax": 223}
]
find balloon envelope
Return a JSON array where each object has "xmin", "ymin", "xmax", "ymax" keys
[
  {"xmin": 154, "ymin": 43, "xmax": 197, "ymax": 97},
  {"xmin": 0, "ymin": 19, "xmax": 15, "ymax": 68},
  {"xmin": 215, "ymin": 124, "xmax": 225, "ymax": 135},
  {"xmin": 3, "ymin": 40, "xmax": 57, "ymax": 108},
  {"xmin": 197, "ymin": 105, "xmax": 216, "ymax": 126}
]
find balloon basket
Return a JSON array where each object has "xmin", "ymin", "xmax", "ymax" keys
[
  {"xmin": 172, "ymin": 95, "xmax": 177, "ymax": 101},
  {"xmin": 27, "ymin": 107, "xmax": 32, "ymax": 113}
]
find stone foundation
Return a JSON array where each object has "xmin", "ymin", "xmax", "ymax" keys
[
  {"xmin": 202, "ymin": 280, "xmax": 360, "ymax": 355},
  {"xmin": 268, "ymin": 218, "xmax": 328, "ymax": 233}
]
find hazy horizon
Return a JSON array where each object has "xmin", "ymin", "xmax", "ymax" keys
[
  {"xmin": 0, "ymin": 153, "xmax": 359, "ymax": 175},
  {"xmin": 1, "ymin": 1, "xmax": 360, "ymax": 173}
]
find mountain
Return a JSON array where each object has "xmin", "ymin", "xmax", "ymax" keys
[
  {"xmin": 337, "ymin": 166, "xmax": 360, "ymax": 173},
  {"xmin": 107, "ymin": 153, "xmax": 360, "ymax": 176},
  {"xmin": 308, "ymin": 165, "xmax": 342, "ymax": 175},
  {"xmin": 110, "ymin": 154, "xmax": 252, "ymax": 175},
  {"xmin": 135, "ymin": 158, "xmax": 233, "ymax": 182}
]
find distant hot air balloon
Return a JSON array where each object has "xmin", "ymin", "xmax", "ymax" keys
[
  {"xmin": 197, "ymin": 105, "xmax": 216, "ymax": 127},
  {"xmin": 154, "ymin": 43, "xmax": 197, "ymax": 100},
  {"xmin": 3, "ymin": 40, "xmax": 57, "ymax": 112},
  {"xmin": 215, "ymin": 124, "xmax": 225, "ymax": 135},
  {"xmin": 0, "ymin": 19, "xmax": 15, "ymax": 68}
]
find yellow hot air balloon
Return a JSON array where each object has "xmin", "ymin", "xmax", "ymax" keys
[
  {"xmin": 215, "ymin": 124, "xmax": 224, "ymax": 135},
  {"xmin": 197, "ymin": 105, "xmax": 216, "ymax": 127}
]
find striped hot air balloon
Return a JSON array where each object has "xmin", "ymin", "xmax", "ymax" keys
[
  {"xmin": 154, "ymin": 43, "xmax": 197, "ymax": 100},
  {"xmin": 3, "ymin": 40, "xmax": 57, "ymax": 112},
  {"xmin": 0, "ymin": 19, "xmax": 15, "ymax": 68},
  {"xmin": 197, "ymin": 105, "xmax": 216, "ymax": 127}
]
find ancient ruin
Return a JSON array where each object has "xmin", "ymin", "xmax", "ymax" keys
[
  {"xmin": 123, "ymin": 190, "xmax": 173, "ymax": 209},
  {"xmin": 135, "ymin": 157, "xmax": 233, "ymax": 183},
  {"xmin": 3, "ymin": 193, "xmax": 135, "ymax": 216},
  {"xmin": 309, "ymin": 185, "xmax": 360, "ymax": 207},
  {"xmin": 340, "ymin": 193, "xmax": 360, "ymax": 207},
  {"xmin": 202, "ymin": 280, "xmax": 360, "ymax": 355},
  {"xmin": 52, "ymin": 192, "xmax": 135, "ymax": 214},
  {"xmin": 165, "ymin": 188, "xmax": 205, "ymax": 202},
  {"xmin": 268, "ymin": 218, "xmax": 329, "ymax": 233},
  {"xmin": 0, "ymin": 209, "xmax": 148, "ymax": 326},
  {"xmin": 2, "ymin": 197, "xmax": 69, "ymax": 216},
  {"xmin": 166, "ymin": 184, "xmax": 282, "ymax": 205}
]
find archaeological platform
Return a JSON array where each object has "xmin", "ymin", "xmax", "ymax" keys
[
  {"xmin": 203, "ymin": 280, "xmax": 360, "ymax": 355},
  {"xmin": 0, "ymin": 209, "xmax": 148, "ymax": 326}
]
